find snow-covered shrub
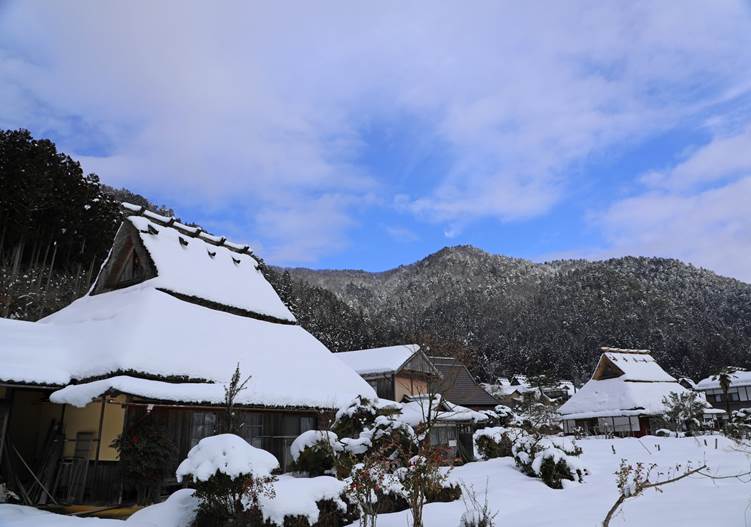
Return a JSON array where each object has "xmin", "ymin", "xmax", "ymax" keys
[
  {"xmin": 331, "ymin": 395, "xmax": 400, "ymax": 439},
  {"xmin": 346, "ymin": 460, "xmax": 399, "ymax": 527},
  {"xmin": 473, "ymin": 427, "xmax": 525, "ymax": 460},
  {"xmin": 258, "ymin": 475, "xmax": 356, "ymax": 527},
  {"xmin": 519, "ymin": 403, "xmax": 562, "ymax": 435},
  {"xmin": 512, "ymin": 435, "xmax": 586, "ymax": 489},
  {"xmin": 176, "ymin": 434, "xmax": 278, "ymax": 525},
  {"xmin": 339, "ymin": 414, "xmax": 418, "ymax": 466},
  {"xmin": 725, "ymin": 408, "xmax": 751, "ymax": 440},
  {"xmin": 655, "ymin": 428, "xmax": 672, "ymax": 437},
  {"xmin": 662, "ymin": 391, "xmax": 706, "ymax": 436},
  {"xmin": 394, "ymin": 452, "xmax": 448, "ymax": 527},
  {"xmin": 291, "ymin": 431, "xmax": 341, "ymax": 477},
  {"xmin": 111, "ymin": 414, "xmax": 176, "ymax": 504}
]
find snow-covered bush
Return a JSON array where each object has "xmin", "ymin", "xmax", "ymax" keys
[
  {"xmin": 339, "ymin": 414, "xmax": 418, "ymax": 467},
  {"xmin": 662, "ymin": 391, "xmax": 706, "ymax": 436},
  {"xmin": 291, "ymin": 430, "xmax": 341, "ymax": 477},
  {"xmin": 176, "ymin": 434, "xmax": 278, "ymax": 525},
  {"xmin": 331, "ymin": 395, "xmax": 400, "ymax": 439},
  {"xmin": 346, "ymin": 460, "xmax": 399, "ymax": 527},
  {"xmin": 394, "ymin": 452, "xmax": 449, "ymax": 527},
  {"xmin": 258, "ymin": 475, "xmax": 356, "ymax": 527},
  {"xmin": 473, "ymin": 427, "xmax": 525, "ymax": 460},
  {"xmin": 519, "ymin": 402, "xmax": 562, "ymax": 435},
  {"xmin": 512, "ymin": 435, "xmax": 586, "ymax": 489},
  {"xmin": 725, "ymin": 408, "xmax": 751, "ymax": 440}
]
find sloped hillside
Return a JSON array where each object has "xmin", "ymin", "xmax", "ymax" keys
[{"xmin": 285, "ymin": 246, "xmax": 751, "ymax": 382}]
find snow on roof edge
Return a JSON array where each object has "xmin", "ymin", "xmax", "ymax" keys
[{"xmin": 121, "ymin": 202, "xmax": 252, "ymax": 255}]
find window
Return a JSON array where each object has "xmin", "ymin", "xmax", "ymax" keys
[
  {"xmin": 429, "ymin": 425, "xmax": 457, "ymax": 446},
  {"xmin": 190, "ymin": 412, "xmax": 218, "ymax": 448},
  {"xmin": 367, "ymin": 377, "xmax": 394, "ymax": 400},
  {"xmin": 236, "ymin": 412, "xmax": 263, "ymax": 448}
]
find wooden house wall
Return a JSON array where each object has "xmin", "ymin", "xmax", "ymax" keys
[
  {"xmin": 128, "ymin": 405, "xmax": 320, "ymax": 474},
  {"xmin": 394, "ymin": 374, "xmax": 428, "ymax": 402},
  {"xmin": 401, "ymin": 351, "xmax": 438, "ymax": 376}
]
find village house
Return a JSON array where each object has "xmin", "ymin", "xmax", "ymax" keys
[
  {"xmin": 335, "ymin": 346, "xmax": 492, "ymax": 460},
  {"xmin": 0, "ymin": 204, "xmax": 374, "ymax": 504},
  {"xmin": 696, "ymin": 370, "xmax": 751, "ymax": 412},
  {"xmin": 559, "ymin": 347, "xmax": 722, "ymax": 437},
  {"xmin": 335, "ymin": 344, "xmax": 440, "ymax": 401},
  {"xmin": 429, "ymin": 356, "xmax": 501, "ymax": 411},
  {"xmin": 400, "ymin": 394, "xmax": 488, "ymax": 462}
]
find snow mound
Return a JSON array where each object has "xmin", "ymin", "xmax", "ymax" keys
[
  {"xmin": 126, "ymin": 488, "xmax": 198, "ymax": 527},
  {"xmin": 257, "ymin": 475, "xmax": 347, "ymax": 525},
  {"xmin": 176, "ymin": 434, "xmax": 279, "ymax": 482},
  {"xmin": 290, "ymin": 430, "xmax": 340, "ymax": 462}
]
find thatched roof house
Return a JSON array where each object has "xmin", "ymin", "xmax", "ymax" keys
[
  {"xmin": 559, "ymin": 347, "xmax": 713, "ymax": 436},
  {"xmin": 0, "ymin": 204, "xmax": 374, "ymax": 501}
]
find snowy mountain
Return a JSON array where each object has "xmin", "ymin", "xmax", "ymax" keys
[{"xmin": 282, "ymin": 246, "xmax": 751, "ymax": 383}]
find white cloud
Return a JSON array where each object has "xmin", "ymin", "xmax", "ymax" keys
[
  {"xmin": 597, "ymin": 125, "xmax": 751, "ymax": 281},
  {"xmin": 1, "ymin": 1, "xmax": 751, "ymax": 263},
  {"xmin": 385, "ymin": 226, "xmax": 418, "ymax": 243}
]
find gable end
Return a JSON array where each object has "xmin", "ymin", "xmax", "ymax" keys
[
  {"xmin": 91, "ymin": 221, "xmax": 157, "ymax": 295},
  {"xmin": 592, "ymin": 354, "xmax": 625, "ymax": 380}
]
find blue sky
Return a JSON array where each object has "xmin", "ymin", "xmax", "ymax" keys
[{"xmin": 2, "ymin": 2, "xmax": 751, "ymax": 280}]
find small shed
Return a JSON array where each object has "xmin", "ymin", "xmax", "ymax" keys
[{"xmin": 400, "ymin": 394, "xmax": 488, "ymax": 462}]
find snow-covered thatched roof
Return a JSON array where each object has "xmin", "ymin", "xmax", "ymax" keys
[
  {"xmin": 336, "ymin": 344, "xmax": 437, "ymax": 377},
  {"xmin": 559, "ymin": 348, "xmax": 683, "ymax": 419},
  {"xmin": 596, "ymin": 348, "xmax": 675, "ymax": 382},
  {"xmin": 558, "ymin": 378, "xmax": 690, "ymax": 419},
  {"xmin": 0, "ymin": 208, "xmax": 375, "ymax": 409},
  {"xmin": 95, "ymin": 206, "xmax": 295, "ymax": 323}
]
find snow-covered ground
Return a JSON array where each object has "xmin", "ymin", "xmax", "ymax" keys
[
  {"xmin": 366, "ymin": 435, "xmax": 751, "ymax": 527},
  {"xmin": 1, "ymin": 435, "xmax": 749, "ymax": 527}
]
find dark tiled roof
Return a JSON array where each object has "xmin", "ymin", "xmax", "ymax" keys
[{"xmin": 430, "ymin": 356, "xmax": 500, "ymax": 408}]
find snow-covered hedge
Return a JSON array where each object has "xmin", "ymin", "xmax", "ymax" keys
[
  {"xmin": 258, "ymin": 475, "xmax": 356, "ymax": 527},
  {"xmin": 177, "ymin": 434, "xmax": 279, "ymax": 482},
  {"xmin": 290, "ymin": 430, "xmax": 341, "ymax": 476},
  {"xmin": 177, "ymin": 434, "xmax": 279, "ymax": 524},
  {"xmin": 512, "ymin": 435, "xmax": 586, "ymax": 489},
  {"xmin": 473, "ymin": 427, "xmax": 525, "ymax": 460},
  {"xmin": 726, "ymin": 408, "xmax": 751, "ymax": 440},
  {"xmin": 331, "ymin": 395, "xmax": 401, "ymax": 439}
]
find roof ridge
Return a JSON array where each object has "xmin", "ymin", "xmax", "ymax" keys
[
  {"xmin": 122, "ymin": 202, "xmax": 252, "ymax": 256},
  {"xmin": 600, "ymin": 346, "xmax": 652, "ymax": 355}
]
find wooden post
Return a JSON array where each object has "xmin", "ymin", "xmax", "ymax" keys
[
  {"xmin": 0, "ymin": 403, "xmax": 9, "ymax": 467},
  {"xmin": 95, "ymin": 397, "xmax": 106, "ymax": 464},
  {"xmin": 93, "ymin": 397, "xmax": 106, "ymax": 496}
]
